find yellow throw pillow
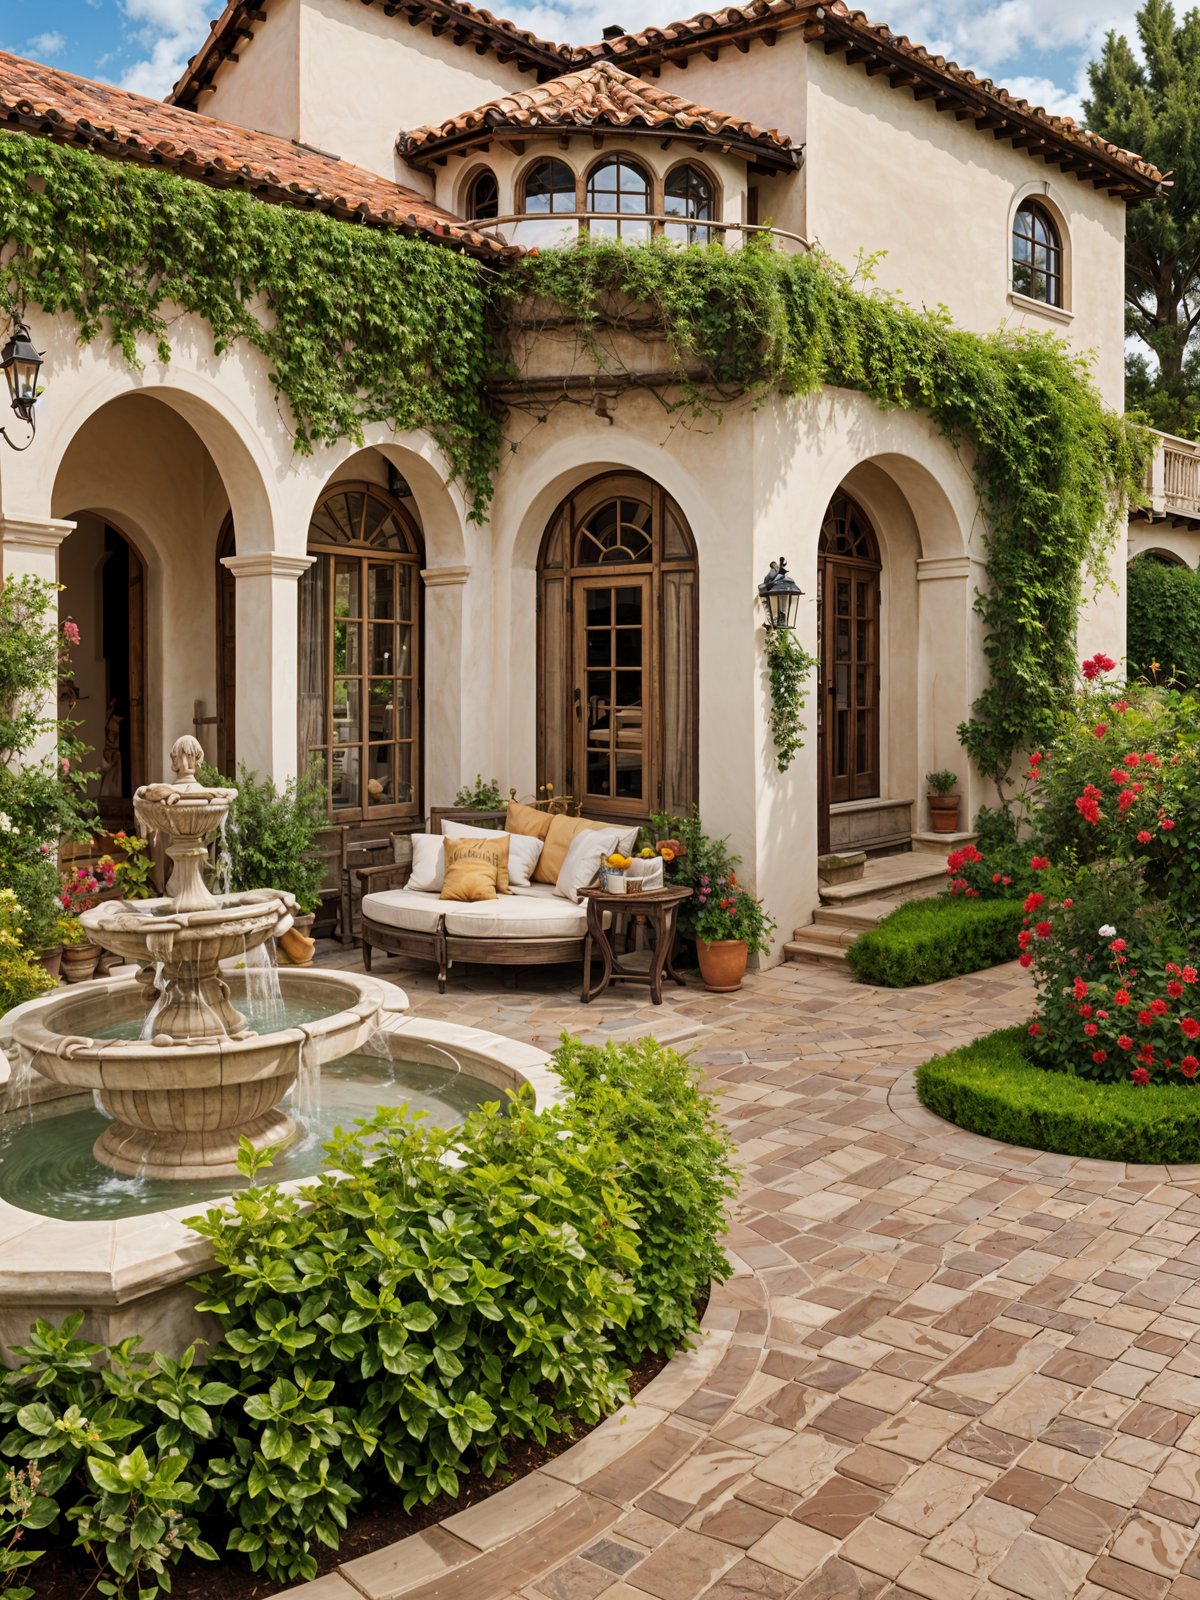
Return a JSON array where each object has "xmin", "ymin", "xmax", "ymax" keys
[
  {"xmin": 534, "ymin": 813, "xmax": 611, "ymax": 885},
  {"xmin": 440, "ymin": 835, "xmax": 510, "ymax": 901},
  {"xmin": 505, "ymin": 800, "xmax": 554, "ymax": 842}
]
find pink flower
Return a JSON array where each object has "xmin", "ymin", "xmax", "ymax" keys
[
  {"xmin": 59, "ymin": 758, "xmax": 70, "ymax": 775},
  {"xmin": 61, "ymin": 619, "xmax": 80, "ymax": 646},
  {"xmin": 1162, "ymin": 818, "xmax": 1176, "ymax": 831}
]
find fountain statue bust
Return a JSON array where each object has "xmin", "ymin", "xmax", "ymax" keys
[{"xmin": 138, "ymin": 736, "xmax": 221, "ymax": 805}]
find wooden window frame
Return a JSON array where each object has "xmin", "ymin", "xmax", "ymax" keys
[
  {"xmin": 463, "ymin": 165, "xmax": 499, "ymax": 221},
  {"xmin": 301, "ymin": 480, "xmax": 425, "ymax": 826},
  {"xmin": 1012, "ymin": 199, "xmax": 1064, "ymax": 309}
]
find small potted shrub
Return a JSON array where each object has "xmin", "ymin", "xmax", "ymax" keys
[
  {"xmin": 57, "ymin": 861, "xmax": 114, "ymax": 982},
  {"xmin": 926, "ymin": 769, "xmax": 961, "ymax": 833},
  {"xmin": 693, "ymin": 874, "xmax": 775, "ymax": 992}
]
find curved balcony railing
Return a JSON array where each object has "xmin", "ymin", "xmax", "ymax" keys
[
  {"xmin": 470, "ymin": 212, "xmax": 811, "ymax": 253},
  {"xmin": 1144, "ymin": 429, "xmax": 1200, "ymax": 521}
]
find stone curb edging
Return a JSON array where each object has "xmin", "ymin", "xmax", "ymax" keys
[
  {"xmin": 276, "ymin": 1250, "xmax": 767, "ymax": 1600},
  {"xmin": 889, "ymin": 1065, "xmax": 1200, "ymax": 1185}
]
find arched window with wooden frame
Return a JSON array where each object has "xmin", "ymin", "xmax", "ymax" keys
[
  {"xmin": 817, "ymin": 492, "xmax": 882, "ymax": 832},
  {"xmin": 586, "ymin": 155, "xmax": 651, "ymax": 241},
  {"xmin": 298, "ymin": 482, "xmax": 423, "ymax": 823},
  {"xmin": 520, "ymin": 157, "xmax": 576, "ymax": 215},
  {"xmin": 663, "ymin": 162, "xmax": 715, "ymax": 244},
  {"xmin": 465, "ymin": 167, "xmax": 499, "ymax": 221},
  {"xmin": 538, "ymin": 473, "xmax": 698, "ymax": 822},
  {"xmin": 1012, "ymin": 199, "xmax": 1063, "ymax": 307}
]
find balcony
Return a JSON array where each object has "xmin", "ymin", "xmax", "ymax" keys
[
  {"xmin": 1143, "ymin": 429, "xmax": 1200, "ymax": 523},
  {"xmin": 470, "ymin": 213, "xmax": 811, "ymax": 254}
]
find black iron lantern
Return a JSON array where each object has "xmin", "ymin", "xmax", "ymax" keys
[
  {"xmin": 758, "ymin": 556, "xmax": 803, "ymax": 631},
  {"xmin": 1, "ymin": 319, "xmax": 43, "ymax": 449}
]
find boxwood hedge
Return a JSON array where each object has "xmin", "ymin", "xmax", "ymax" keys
[{"xmin": 846, "ymin": 895, "xmax": 1024, "ymax": 987}]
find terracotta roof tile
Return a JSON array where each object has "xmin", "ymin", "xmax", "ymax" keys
[
  {"xmin": 170, "ymin": 0, "xmax": 567, "ymax": 109},
  {"xmin": 574, "ymin": 0, "xmax": 1163, "ymax": 194},
  {"xmin": 0, "ymin": 49, "xmax": 506, "ymax": 255},
  {"xmin": 400, "ymin": 59, "xmax": 797, "ymax": 167}
]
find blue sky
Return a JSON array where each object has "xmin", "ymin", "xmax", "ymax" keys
[{"xmin": 0, "ymin": 0, "xmax": 1147, "ymax": 120}]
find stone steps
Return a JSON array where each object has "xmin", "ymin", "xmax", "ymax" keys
[{"xmin": 787, "ymin": 847, "xmax": 951, "ymax": 965}]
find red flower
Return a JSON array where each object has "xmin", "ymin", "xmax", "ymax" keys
[
  {"xmin": 1113, "ymin": 698, "xmax": 1130, "ymax": 713},
  {"xmin": 1144, "ymin": 752, "xmax": 1161, "ymax": 768},
  {"xmin": 1118, "ymin": 1035, "xmax": 1133, "ymax": 1051},
  {"xmin": 1183, "ymin": 1057, "xmax": 1199, "ymax": 1078},
  {"xmin": 1029, "ymin": 752, "xmax": 1044, "ymax": 766},
  {"xmin": 1073, "ymin": 978, "xmax": 1089, "ymax": 1001},
  {"xmin": 1114, "ymin": 989, "xmax": 1131, "ymax": 1006},
  {"xmin": 1124, "ymin": 753, "xmax": 1141, "ymax": 768},
  {"xmin": 1018, "ymin": 952, "xmax": 1033, "ymax": 969},
  {"xmin": 1028, "ymin": 1022, "xmax": 1041, "ymax": 1037},
  {"xmin": 1030, "ymin": 856, "xmax": 1049, "ymax": 871},
  {"xmin": 1081, "ymin": 652, "xmax": 1117, "ymax": 680},
  {"xmin": 1140, "ymin": 1042, "xmax": 1156, "ymax": 1064},
  {"xmin": 1118, "ymin": 790, "xmax": 1136, "ymax": 814},
  {"xmin": 1182, "ymin": 1017, "xmax": 1200, "ymax": 1040},
  {"xmin": 1084, "ymin": 1022, "xmax": 1099, "ymax": 1038},
  {"xmin": 1035, "ymin": 921, "xmax": 1052, "ymax": 939},
  {"xmin": 1024, "ymin": 892, "xmax": 1045, "ymax": 914},
  {"xmin": 1184, "ymin": 966, "xmax": 1198, "ymax": 984},
  {"xmin": 1162, "ymin": 818, "xmax": 1176, "ymax": 831},
  {"xmin": 1094, "ymin": 725, "xmax": 1108, "ymax": 738},
  {"xmin": 1169, "ymin": 980, "xmax": 1185, "ymax": 999},
  {"xmin": 1131, "ymin": 1066, "xmax": 1150, "ymax": 1085},
  {"xmin": 1151, "ymin": 998, "xmax": 1169, "ymax": 1016},
  {"xmin": 1137, "ymin": 830, "xmax": 1153, "ymax": 845},
  {"xmin": 1018, "ymin": 929, "xmax": 1033, "ymax": 951},
  {"xmin": 1097, "ymin": 1010, "xmax": 1110, "ymax": 1020},
  {"xmin": 1080, "ymin": 1004, "xmax": 1094, "ymax": 1018},
  {"xmin": 1138, "ymin": 1010, "xmax": 1154, "ymax": 1027},
  {"xmin": 1110, "ymin": 768, "xmax": 1128, "ymax": 786},
  {"xmin": 1111, "ymin": 939, "xmax": 1127, "ymax": 953},
  {"xmin": 1075, "ymin": 784, "xmax": 1103, "ymax": 824},
  {"xmin": 1093, "ymin": 1050, "xmax": 1108, "ymax": 1065},
  {"xmin": 1002, "ymin": 876, "xmax": 1012, "ymax": 886}
]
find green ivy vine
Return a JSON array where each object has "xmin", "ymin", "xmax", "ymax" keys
[
  {"xmin": 763, "ymin": 627, "xmax": 819, "ymax": 773},
  {"xmin": 0, "ymin": 133, "xmax": 1151, "ymax": 782}
]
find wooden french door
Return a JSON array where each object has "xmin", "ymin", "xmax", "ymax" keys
[
  {"xmin": 573, "ymin": 574, "xmax": 652, "ymax": 820},
  {"xmin": 818, "ymin": 494, "xmax": 881, "ymax": 846}
]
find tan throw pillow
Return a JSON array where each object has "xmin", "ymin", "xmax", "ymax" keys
[
  {"xmin": 440, "ymin": 835, "xmax": 509, "ymax": 902},
  {"xmin": 534, "ymin": 814, "xmax": 611, "ymax": 884},
  {"xmin": 443, "ymin": 820, "xmax": 542, "ymax": 888},
  {"xmin": 505, "ymin": 800, "xmax": 554, "ymax": 842}
]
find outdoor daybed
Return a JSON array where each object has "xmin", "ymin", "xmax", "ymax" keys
[{"xmin": 356, "ymin": 803, "xmax": 639, "ymax": 990}]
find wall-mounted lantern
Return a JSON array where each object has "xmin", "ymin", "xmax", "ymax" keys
[
  {"xmin": 1, "ymin": 318, "xmax": 44, "ymax": 451},
  {"xmin": 757, "ymin": 556, "xmax": 803, "ymax": 631}
]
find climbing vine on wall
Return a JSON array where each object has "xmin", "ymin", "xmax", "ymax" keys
[
  {"xmin": 763, "ymin": 628, "xmax": 819, "ymax": 774},
  {"xmin": 0, "ymin": 133, "xmax": 1150, "ymax": 782}
]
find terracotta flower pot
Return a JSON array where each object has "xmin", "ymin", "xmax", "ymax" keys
[
  {"xmin": 697, "ymin": 938, "xmax": 749, "ymax": 993},
  {"xmin": 60, "ymin": 943, "xmax": 101, "ymax": 983},
  {"xmin": 37, "ymin": 946, "xmax": 63, "ymax": 980},
  {"xmin": 928, "ymin": 794, "xmax": 961, "ymax": 834},
  {"xmin": 279, "ymin": 913, "xmax": 317, "ymax": 967}
]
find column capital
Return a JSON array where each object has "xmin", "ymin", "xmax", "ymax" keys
[
  {"xmin": 220, "ymin": 553, "xmax": 314, "ymax": 581},
  {"xmin": 0, "ymin": 515, "xmax": 75, "ymax": 553},
  {"xmin": 420, "ymin": 564, "xmax": 471, "ymax": 588},
  {"xmin": 915, "ymin": 555, "xmax": 986, "ymax": 583}
]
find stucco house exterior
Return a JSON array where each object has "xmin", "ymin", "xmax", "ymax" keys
[{"xmin": 0, "ymin": 0, "xmax": 1164, "ymax": 959}]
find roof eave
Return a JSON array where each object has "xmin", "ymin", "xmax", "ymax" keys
[{"xmin": 401, "ymin": 117, "xmax": 799, "ymax": 172}]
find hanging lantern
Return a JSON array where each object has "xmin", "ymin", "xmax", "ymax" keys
[
  {"xmin": 1, "ymin": 319, "xmax": 43, "ymax": 447},
  {"xmin": 757, "ymin": 556, "xmax": 803, "ymax": 630}
]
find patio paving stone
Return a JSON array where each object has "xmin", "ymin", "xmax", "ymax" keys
[{"xmin": 283, "ymin": 947, "xmax": 1200, "ymax": 1600}]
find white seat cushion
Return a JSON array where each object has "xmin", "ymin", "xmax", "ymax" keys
[
  {"xmin": 362, "ymin": 888, "xmax": 445, "ymax": 934},
  {"xmin": 442, "ymin": 895, "xmax": 591, "ymax": 940}
]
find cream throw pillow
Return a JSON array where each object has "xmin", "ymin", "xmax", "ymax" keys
[
  {"xmin": 555, "ymin": 825, "xmax": 633, "ymax": 904},
  {"xmin": 443, "ymin": 819, "xmax": 542, "ymax": 888},
  {"xmin": 406, "ymin": 833, "xmax": 445, "ymax": 894},
  {"xmin": 440, "ymin": 836, "xmax": 509, "ymax": 902}
]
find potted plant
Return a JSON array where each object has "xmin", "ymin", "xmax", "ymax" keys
[
  {"xmin": 202, "ymin": 760, "xmax": 327, "ymax": 964},
  {"xmin": 602, "ymin": 851, "xmax": 632, "ymax": 893},
  {"xmin": 693, "ymin": 873, "xmax": 776, "ymax": 992},
  {"xmin": 57, "ymin": 861, "xmax": 115, "ymax": 981},
  {"xmin": 926, "ymin": 769, "xmax": 961, "ymax": 833}
]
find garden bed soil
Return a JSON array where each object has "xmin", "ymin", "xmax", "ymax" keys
[{"xmin": 22, "ymin": 1336, "xmax": 682, "ymax": 1600}]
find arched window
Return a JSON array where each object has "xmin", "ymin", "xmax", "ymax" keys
[
  {"xmin": 587, "ymin": 156, "xmax": 651, "ymax": 241},
  {"xmin": 664, "ymin": 164, "xmax": 714, "ymax": 245},
  {"xmin": 1012, "ymin": 200, "xmax": 1063, "ymax": 307},
  {"xmin": 298, "ymin": 483, "xmax": 423, "ymax": 821},
  {"xmin": 465, "ymin": 168, "xmax": 499, "ymax": 221},
  {"xmin": 521, "ymin": 158, "xmax": 575, "ymax": 215},
  {"xmin": 538, "ymin": 473, "xmax": 698, "ymax": 821}
]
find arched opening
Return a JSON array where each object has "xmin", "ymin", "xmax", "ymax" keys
[
  {"xmin": 817, "ymin": 491, "xmax": 882, "ymax": 850},
  {"xmin": 465, "ymin": 167, "xmax": 499, "ymax": 221},
  {"xmin": 298, "ymin": 481, "xmax": 424, "ymax": 822},
  {"xmin": 586, "ymin": 155, "xmax": 651, "ymax": 241},
  {"xmin": 537, "ymin": 472, "xmax": 698, "ymax": 822},
  {"xmin": 57, "ymin": 514, "xmax": 147, "ymax": 830},
  {"xmin": 664, "ymin": 163, "xmax": 715, "ymax": 244},
  {"xmin": 1012, "ymin": 199, "xmax": 1063, "ymax": 307}
]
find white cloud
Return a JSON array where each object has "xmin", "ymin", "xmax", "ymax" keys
[
  {"xmin": 27, "ymin": 31, "xmax": 67, "ymax": 58},
  {"xmin": 118, "ymin": 0, "xmax": 213, "ymax": 99}
]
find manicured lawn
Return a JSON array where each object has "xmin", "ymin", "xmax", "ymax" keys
[{"xmin": 917, "ymin": 1026, "xmax": 1200, "ymax": 1163}]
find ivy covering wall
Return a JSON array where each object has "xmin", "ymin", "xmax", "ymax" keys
[{"xmin": 0, "ymin": 130, "xmax": 1151, "ymax": 782}]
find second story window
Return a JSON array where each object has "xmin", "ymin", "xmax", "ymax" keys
[
  {"xmin": 466, "ymin": 168, "xmax": 499, "ymax": 221},
  {"xmin": 587, "ymin": 156, "xmax": 650, "ymax": 241},
  {"xmin": 664, "ymin": 164, "xmax": 714, "ymax": 245},
  {"xmin": 1012, "ymin": 200, "xmax": 1063, "ymax": 307},
  {"xmin": 522, "ymin": 158, "xmax": 576, "ymax": 215}
]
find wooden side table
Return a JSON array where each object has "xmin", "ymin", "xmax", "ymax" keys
[{"xmin": 579, "ymin": 885, "xmax": 692, "ymax": 1005}]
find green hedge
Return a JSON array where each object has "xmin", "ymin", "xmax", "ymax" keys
[
  {"xmin": 845, "ymin": 896, "xmax": 1024, "ymax": 987},
  {"xmin": 917, "ymin": 1027, "xmax": 1200, "ymax": 1162},
  {"xmin": 1127, "ymin": 554, "xmax": 1200, "ymax": 687}
]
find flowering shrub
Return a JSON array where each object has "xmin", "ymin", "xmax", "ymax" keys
[
  {"xmin": 944, "ymin": 841, "xmax": 1041, "ymax": 902},
  {"xmin": 649, "ymin": 808, "xmax": 738, "ymax": 939},
  {"xmin": 693, "ymin": 874, "xmax": 775, "ymax": 957},
  {"xmin": 104, "ymin": 833, "xmax": 155, "ymax": 900},
  {"xmin": 0, "ymin": 890, "xmax": 56, "ymax": 1016}
]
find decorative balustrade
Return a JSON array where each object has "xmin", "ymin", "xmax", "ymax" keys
[
  {"xmin": 1143, "ymin": 430, "xmax": 1200, "ymax": 520},
  {"xmin": 471, "ymin": 212, "xmax": 811, "ymax": 253}
]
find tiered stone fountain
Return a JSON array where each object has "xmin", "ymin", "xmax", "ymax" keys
[{"xmin": 10, "ymin": 736, "xmax": 384, "ymax": 1179}]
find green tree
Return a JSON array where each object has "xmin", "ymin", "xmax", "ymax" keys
[{"xmin": 1086, "ymin": 1, "xmax": 1200, "ymax": 436}]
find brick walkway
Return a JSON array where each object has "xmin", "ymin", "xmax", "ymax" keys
[{"xmin": 315, "ymin": 947, "xmax": 1200, "ymax": 1600}]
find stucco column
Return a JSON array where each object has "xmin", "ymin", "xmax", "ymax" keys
[
  {"xmin": 916, "ymin": 554, "xmax": 987, "ymax": 826},
  {"xmin": 1, "ymin": 516, "xmax": 76, "ymax": 766},
  {"xmin": 219, "ymin": 553, "xmax": 313, "ymax": 783},
  {"xmin": 422, "ymin": 563, "xmax": 488, "ymax": 808}
]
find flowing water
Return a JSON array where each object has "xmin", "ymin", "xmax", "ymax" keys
[{"xmin": 0, "ymin": 1050, "xmax": 499, "ymax": 1221}]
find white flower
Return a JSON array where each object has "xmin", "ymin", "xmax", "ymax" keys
[
  {"xmin": 0, "ymin": 813, "xmax": 11, "ymax": 832},
  {"xmin": 1099, "ymin": 924, "xmax": 1117, "ymax": 938}
]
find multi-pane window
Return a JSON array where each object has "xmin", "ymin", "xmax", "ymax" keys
[
  {"xmin": 521, "ymin": 158, "xmax": 576, "ymax": 214},
  {"xmin": 663, "ymin": 164, "xmax": 713, "ymax": 244},
  {"xmin": 1012, "ymin": 200, "xmax": 1063, "ymax": 307},
  {"xmin": 586, "ymin": 156, "xmax": 651, "ymax": 241},
  {"xmin": 299, "ymin": 484, "xmax": 421, "ymax": 822},
  {"xmin": 466, "ymin": 168, "xmax": 499, "ymax": 221}
]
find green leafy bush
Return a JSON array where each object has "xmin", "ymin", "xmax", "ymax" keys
[
  {"xmin": 452, "ymin": 775, "xmax": 506, "ymax": 810},
  {"xmin": 0, "ymin": 890, "xmax": 55, "ymax": 1018},
  {"xmin": 846, "ymin": 896, "xmax": 1025, "ymax": 987},
  {"xmin": 1126, "ymin": 556, "xmax": 1200, "ymax": 687},
  {"xmin": 917, "ymin": 1026, "xmax": 1200, "ymax": 1163},
  {"xmin": 201, "ymin": 760, "xmax": 328, "ymax": 915}
]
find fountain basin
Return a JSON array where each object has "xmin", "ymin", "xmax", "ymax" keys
[
  {"xmin": 0, "ymin": 983, "xmax": 561, "ymax": 1360},
  {"xmin": 10, "ymin": 969, "xmax": 384, "ymax": 1179}
]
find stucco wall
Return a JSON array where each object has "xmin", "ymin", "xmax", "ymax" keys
[
  {"xmin": 199, "ymin": 0, "xmax": 302, "ymax": 145},
  {"xmin": 1128, "ymin": 519, "xmax": 1200, "ymax": 570}
]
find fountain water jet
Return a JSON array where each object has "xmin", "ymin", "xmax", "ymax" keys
[{"xmin": 10, "ymin": 737, "xmax": 384, "ymax": 1180}]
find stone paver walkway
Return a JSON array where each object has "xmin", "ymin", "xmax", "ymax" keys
[{"xmin": 311, "ymin": 948, "xmax": 1200, "ymax": 1600}]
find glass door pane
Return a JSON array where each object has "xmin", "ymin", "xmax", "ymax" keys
[{"xmin": 575, "ymin": 578, "xmax": 648, "ymax": 812}]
